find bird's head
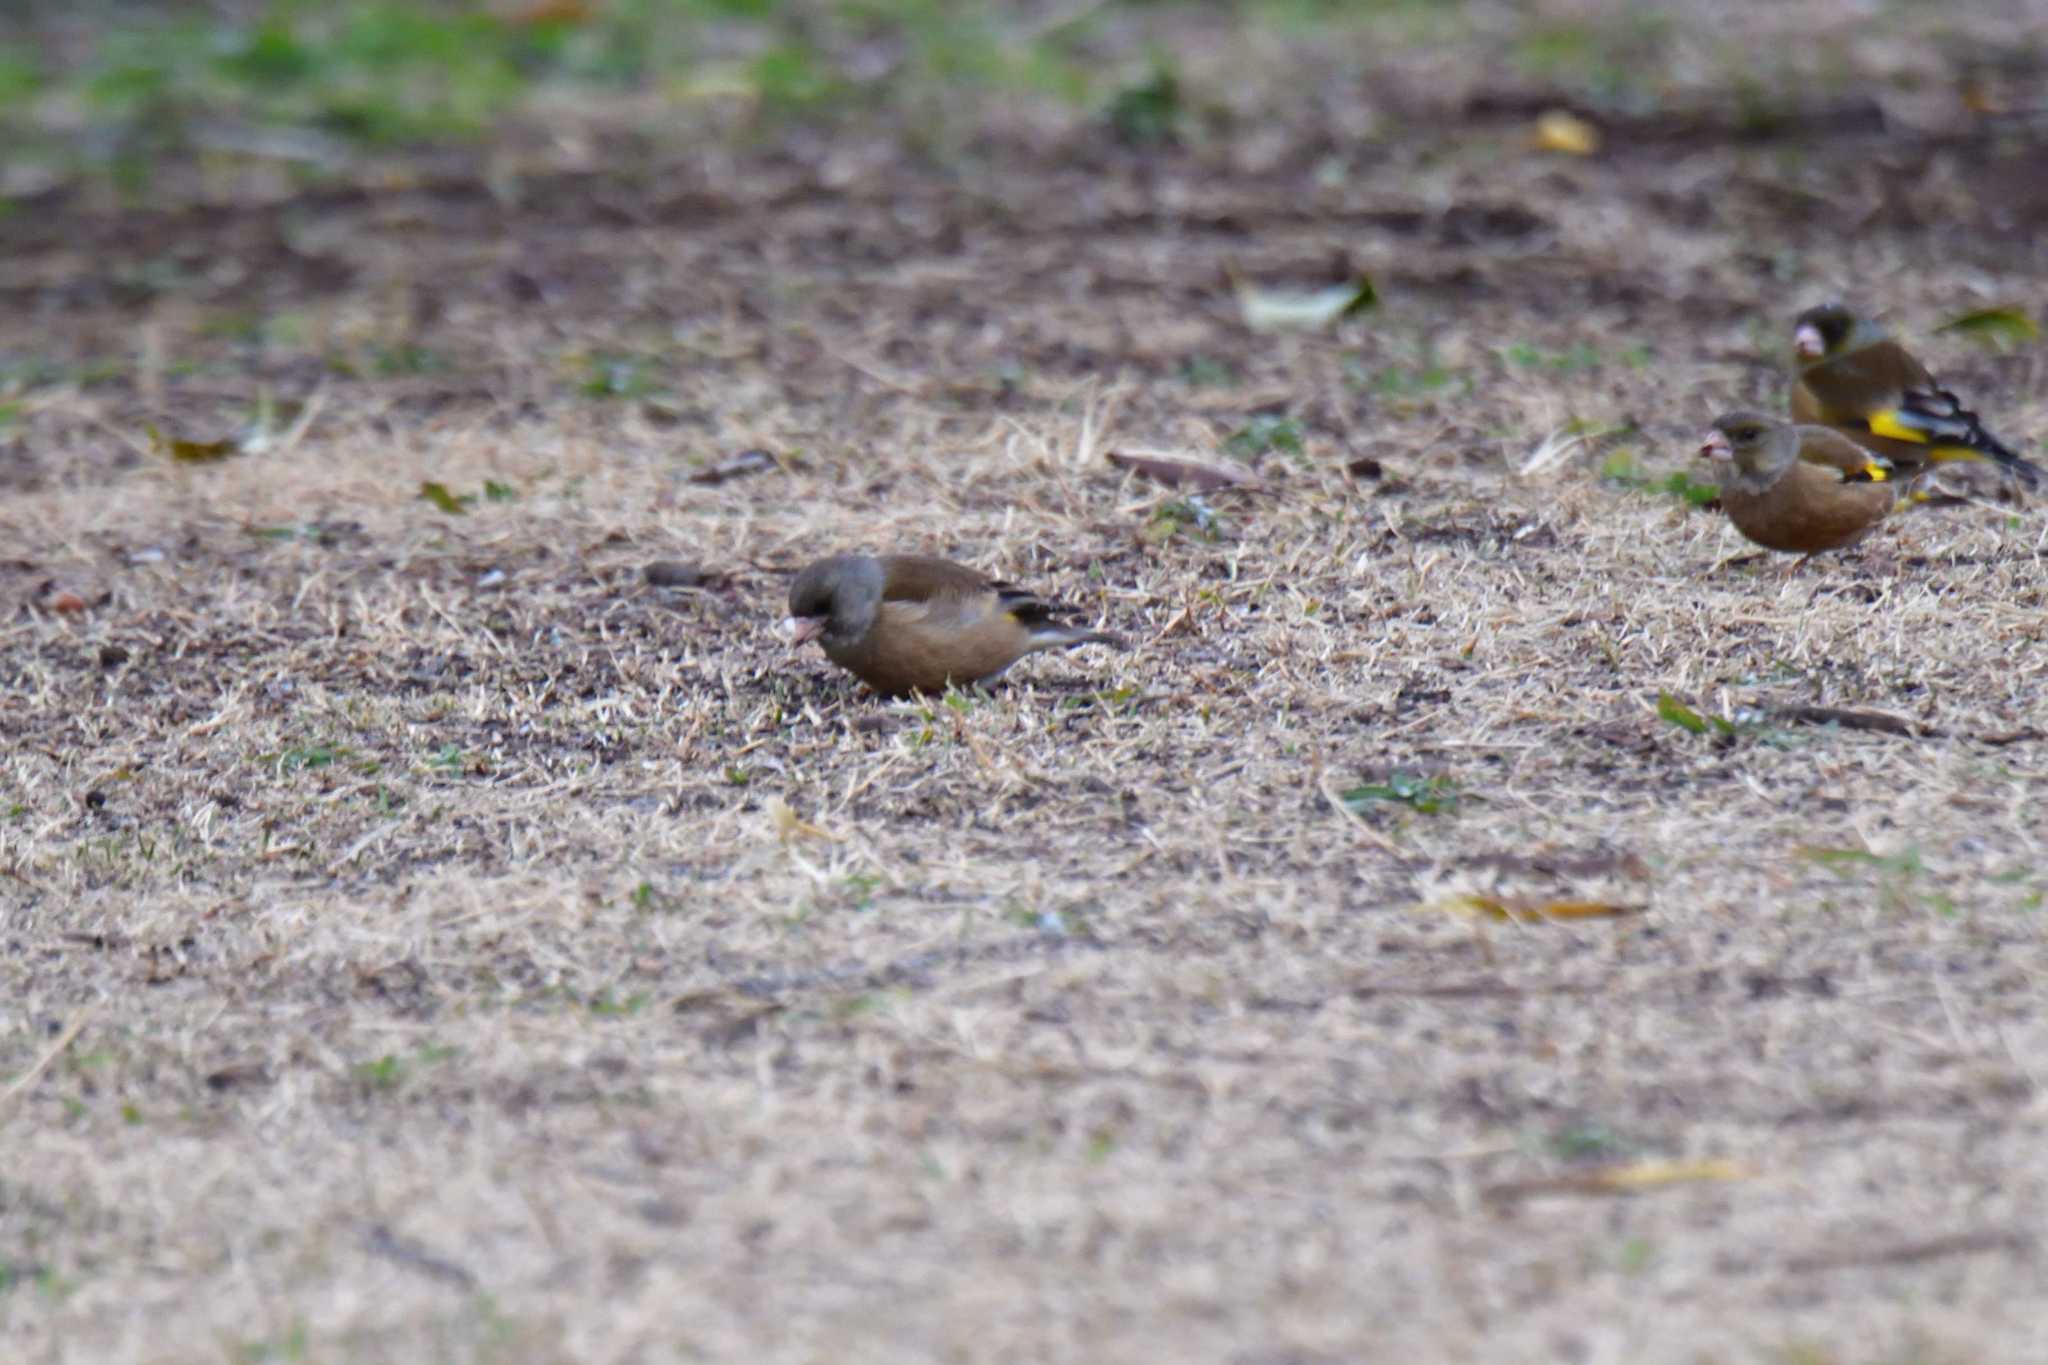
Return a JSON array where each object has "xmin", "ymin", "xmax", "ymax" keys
[
  {"xmin": 1792, "ymin": 303, "xmax": 1881, "ymax": 363},
  {"xmin": 1700, "ymin": 411, "xmax": 1792, "ymax": 478},
  {"xmin": 784, "ymin": 555, "xmax": 884, "ymax": 649}
]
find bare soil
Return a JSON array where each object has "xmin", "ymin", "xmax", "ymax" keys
[{"xmin": 6, "ymin": 5, "xmax": 2048, "ymax": 1361}]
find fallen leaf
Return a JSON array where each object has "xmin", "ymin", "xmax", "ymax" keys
[
  {"xmin": 1487, "ymin": 1158, "xmax": 1755, "ymax": 1203},
  {"xmin": 1107, "ymin": 450, "xmax": 1263, "ymax": 493},
  {"xmin": 766, "ymin": 796, "xmax": 836, "ymax": 844},
  {"xmin": 1229, "ymin": 266, "xmax": 1376, "ymax": 332},
  {"xmin": 644, "ymin": 560, "xmax": 712, "ymax": 589},
  {"xmin": 47, "ymin": 591, "xmax": 88, "ymax": 614},
  {"xmin": 689, "ymin": 448, "xmax": 780, "ymax": 486},
  {"xmin": 1655, "ymin": 690, "xmax": 1733, "ymax": 736},
  {"xmin": 1346, "ymin": 770, "xmax": 1460, "ymax": 816},
  {"xmin": 147, "ymin": 424, "xmax": 239, "ymax": 464},
  {"xmin": 1423, "ymin": 894, "xmax": 1643, "ymax": 923},
  {"xmin": 1576, "ymin": 1158, "xmax": 1754, "ymax": 1190},
  {"xmin": 1935, "ymin": 307, "xmax": 2039, "ymax": 347},
  {"xmin": 1772, "ymin": 703, "xmax": 1938, "ymax": 739},
  {"xmin": 418, "ymin": 482, "xmax": 473, "ymax": 515},
  {"xmin": 1532, "ymin": 109, "xmax": 1601, "ymax": 156}
]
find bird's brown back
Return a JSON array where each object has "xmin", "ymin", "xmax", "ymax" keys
[{"xmin": 877, "ymin": 555, "xmax": 999, "ymax": 604}]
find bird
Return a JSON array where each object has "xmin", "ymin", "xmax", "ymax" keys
[
  {"xmin": 783, "ymin": 554, "xmax": 1122, "ymax": 697},
  {"xmin": 1697, "ymin": 411, "xmax": 1896, "ymax": 556},
  {"xmin": 1789, "ymin": 303, "xmax": 2042, "ymax": 489}
]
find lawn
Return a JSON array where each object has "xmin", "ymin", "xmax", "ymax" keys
[{"xmin": 3, "ymin": 2, "xmax": 2047, "ymax": 1361}]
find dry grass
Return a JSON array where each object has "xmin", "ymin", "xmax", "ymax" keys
[{"xmin": 6, "ymin": 4, "xmax": 2048, "ymax": 1361}]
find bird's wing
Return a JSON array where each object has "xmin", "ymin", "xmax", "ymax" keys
[
  {"xmin": 877, "ymin": 555, "xmax": 998, "ymax": 603},
  {"xmin": 1795, "ymin": 427, "xmax": 1893, "ymax": 482}
]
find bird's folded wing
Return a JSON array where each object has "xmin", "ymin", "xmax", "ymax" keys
[
  {"xmin": 878, "ymin": 554, "xmax": 999, "ymax": 604},
  {"xmin": 1796, "ymin": 427, "xmax": 1892, "ymax": 482}
]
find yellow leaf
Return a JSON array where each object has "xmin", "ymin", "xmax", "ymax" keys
[
  {"xmin": 1487, "ymin": 1158, "xmax": 1757, "ymax": 1203},
  {"xmin": 1579, "ymin": 1158, "xmax": 1756, "ymax": 1191},
  {"xmin": 147, "ymin": 424, "xmax": 240, "ymax": 464},
  {"xmin": 1532, "ymin": 109, "xmax": 1600, "ymax": 156},
  {"xmin": 418, "ymin": 482, "xmax": 473, "ymax": 515},
  {"xmin": 766, "ymin": 796, "xmax": 835, "ymax": 844},
  {"xmin": 1424, "ymin": 894, "xmax": 1642, "ymax": 923}
]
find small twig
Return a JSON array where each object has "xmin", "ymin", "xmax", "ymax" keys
[
  {"xmin": 1773, "ymin": 704, "xmax": 1941, "ymax": 739},
  {"xmin": 275, "ymin": 380, "xmax": 329, "ymax": 456},
  {"xmin": 1783, "ymin": 1230, "xmax": 2031, "ymax": 1274},
  {"xmin": 1771, "ymin": 704, "xmax": 2042, "ymax": 746},
  {"xmin": 362, "ymin": 1223, "xmax": 478, "ymax": 1291},
  {"xmin": 0, "ymin": 1008, "xmax": 93, "ymax": 1119}
]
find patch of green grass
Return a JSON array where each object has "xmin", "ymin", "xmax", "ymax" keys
[
  {"xmin": 587, "ymin": 990, "xmax": 650, "ymax": 1017},
  {"xmin": 840, "ymin": 872, "xmax": 882, "ymax": 910},
  {"xmin": 1510, "ymin": 13, "xmax": 1671, "ymax": 111},
  {"xmin": 355, "ymin": 1043, "xmax": 456, "ymax": 1093},
  {"xmin": 1179, "ymin": 356, "xmax": 1237, "ymax": 388},
  {"xmin": 1504, "ymin": 341, "xmax": 1609, "ymax": 373},
  {"xmin": 229, "ymin": 1321, "xmax": 310, "ymax": 1363},
  {"xmin": 1544, "ymin": 1121, "xmax": 1630, "ymax": 1161},
  {"xmin": 1797, "ymin": 844, "xmax": 1950, "ymax": 916},
  {"xmin": 1614, "ymin": 1237, "xmax": 1656, "ymax": 1274},
  {"xmin": 8, "ymin": 0, "xmax": 1118, "ymax": 191},
  {"xmin": 260, "ymin": 743, "xmax": 349, "ymax": 775},
  {"xmin": 1603, "ymin": 451, "xmax": 1720, "ymax": 508},
  {"xmin": 1147, "ymin": 497, "xmax": 1221, "ymax": 541},
  {"xmin": 1368, "ymin": 361, "xmax": 1464, "ymax": 398},
  {"xmin": 1105, "ymin": 61, "xmax": 1182, "ymax": 145},
  {"xmin": 1224, "ymin": 413, "xmax": 1305, "ymax": 460},
  {"xmin": 425, "ymin": 744, "xmax": 486, "ymax": 776},
  {"xmin": 371, "ymin": 343, "xmax": 443, "ymax": 376},
  {"xmin": 579, "ymin": 352, "xmax": 665, "ymax": 400}
]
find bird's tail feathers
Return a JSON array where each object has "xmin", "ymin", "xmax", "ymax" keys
[{"xmin": 1878, "ymin": 388, "xmax": 2042, "ymax": 487}]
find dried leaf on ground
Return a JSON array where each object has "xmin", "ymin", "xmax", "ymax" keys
[
  {"xmin": 1532, "ymin": 109, "xmax": 1601, "ymax": 155},
  {"xmin": 1487, "ymin": 1159, "xmax": 1756, "ymax": 1202},
  {"xmin": 1228, "ymin": 265, "xmax": 1377, "ymax": 331},
  {"xmin": 689, "ymin": 449, "xmax": 782, "ymax": 485},
  {"xmin": 1421, "ymin": 894, "xmax": 1644, "ymax": 923},
  {"xmin": 1106, "ymin": 450, "xmax": 1264, "ymax": 493}
]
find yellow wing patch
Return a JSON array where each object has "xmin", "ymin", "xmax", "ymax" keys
[{"xmin": 1865, "ymin": 410, "xmax": 1929, "ymax": 444}]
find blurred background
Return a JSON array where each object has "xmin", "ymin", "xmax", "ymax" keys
[{"xmin": 5, "ymin": 0, "xmax": 2046, "ymax": 485}]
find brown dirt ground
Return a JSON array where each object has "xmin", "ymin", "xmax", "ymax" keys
[{"xmin": 6, "ymin": 4, "xmax": 2048, "ymax": 1362}]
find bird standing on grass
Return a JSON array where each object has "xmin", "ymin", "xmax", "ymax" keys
[
  {"xmin": 784, "ymin": 554, "xmax": 1122, "ymax": 697},
  {"xmin": 1789, "ymin": 303, "xmax": 2042, "ymax": 489},
  {"xmin": 1698, "ymin": 411, "xmax": 1896, "ymax": 556}
]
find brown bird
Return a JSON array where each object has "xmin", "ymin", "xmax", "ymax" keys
[
  {"xmin": 1790, "ymin": 303, "xmax": 2041, "ymax": 488},
  {"xmin": 1698, "ymin": 411, "xmax": 1896, "ymax": 556},
  {"xmin": 784, "ymin": 554, "xmax": 1122, "ymax": 697}
]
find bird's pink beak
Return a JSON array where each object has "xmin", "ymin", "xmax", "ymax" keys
[
  {"xmin": 1699, "ymin": 430, "xmax": 1733, "ymax": 462},
  {"xmin": 783, "ymin": 615, "xmax": 825, "ymax": 646},
  {"xmin": 1793, "ymin": 323, "xmax": 1825, "ymax": 360}
]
